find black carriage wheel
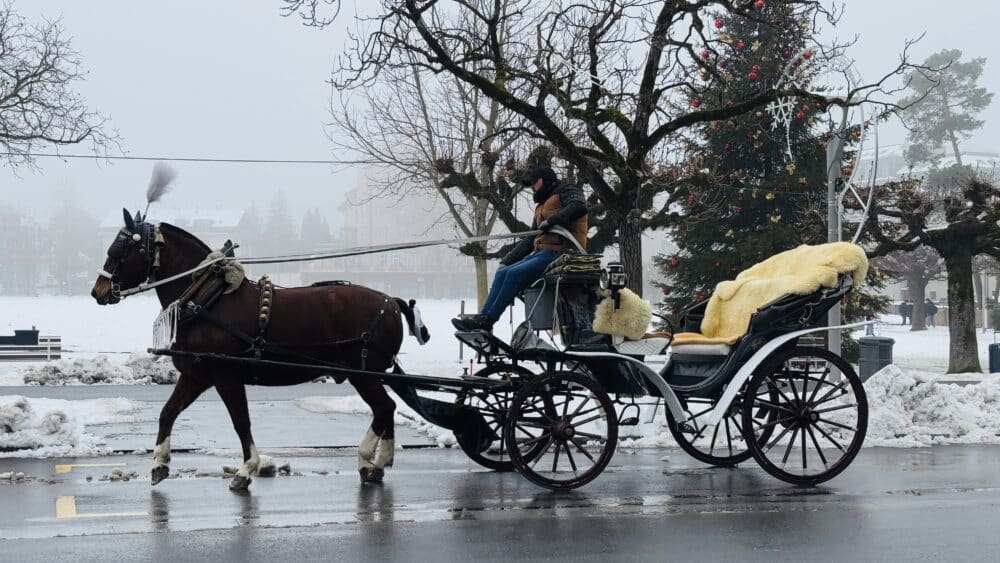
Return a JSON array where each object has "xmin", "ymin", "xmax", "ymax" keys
[
  {"xmin": 666, "ymin": 389, "xmax": 777, "ymax": 467},
  {"xmin": 454, "ymin": 363, "xmax": 536, "ymax": 471},
  {"xmin": 742, "ymin": 346, "xmax": 868, "ymax": 485},
  {"xmin": 505, "ymin": 371, "xmax": 618, "ymax": 490}
]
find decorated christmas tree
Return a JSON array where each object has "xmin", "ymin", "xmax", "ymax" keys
[{"xmin": 654, "ymin": 2, "xmax": 885, "ymax": 355}]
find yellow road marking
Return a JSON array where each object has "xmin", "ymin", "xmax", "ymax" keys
[
  {"xmin": 56, "ymin": 496, "xmax": 147, "ymax": 519},
  {"xmin": 54, "ymin": 463, "xmax": 127, "ymax": 474}
]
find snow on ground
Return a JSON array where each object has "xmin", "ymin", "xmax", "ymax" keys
[
  {"xmin": 4, "ymin": 296, "xmax": 1000, "ymax": 455},
  {"xmin": 0, "ymin": 395, "xmax": 142, "ymax": 458}
]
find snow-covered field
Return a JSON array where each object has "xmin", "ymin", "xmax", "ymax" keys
[{"xmin": 3, "ymin": 296, "xmax": 1000, "ymax": 457}]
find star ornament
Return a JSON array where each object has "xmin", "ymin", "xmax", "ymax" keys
[{"xmin": 765, "ymin": 97, "xmax": 796, "ymax": 131}]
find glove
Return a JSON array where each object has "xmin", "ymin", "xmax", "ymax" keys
[{"xmin": 538, "ymin": 220, "xmax": 553, "ymax": 232}]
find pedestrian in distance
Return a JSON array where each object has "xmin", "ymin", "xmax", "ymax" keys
[{"xmin": 925, "ymin": 298, "xmax": 938, "ymax": 328}]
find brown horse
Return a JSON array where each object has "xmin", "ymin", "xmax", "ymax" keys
[{"xmin": 91, "ymin": 209, "xmax": 429, "ymax": 490}]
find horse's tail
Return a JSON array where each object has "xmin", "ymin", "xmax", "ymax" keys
[{"xmin": 394, "ymin": 297, "xmax": 430, "ymax": 345}]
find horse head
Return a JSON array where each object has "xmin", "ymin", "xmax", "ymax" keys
[{"xmin": 91, "ymin": 208, "xmax": 162, "ymax": 305}]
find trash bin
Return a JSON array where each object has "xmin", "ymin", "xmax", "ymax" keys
[
  {"xmin": 858, "ymin": 336, "xmax": 894, "ymax": 382},
  {"xmin": 989, "ymin": 341, "xmax": 1000, "ymax": 373}
]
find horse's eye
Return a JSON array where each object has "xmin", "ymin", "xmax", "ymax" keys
[{"xmin": 132, "ymin": 233, "xmax": 142, "ymax": 242}]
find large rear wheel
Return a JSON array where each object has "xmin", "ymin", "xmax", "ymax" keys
[{"xmin": 742, "ymin": 346, "xmax": 868, "ymax": 485}]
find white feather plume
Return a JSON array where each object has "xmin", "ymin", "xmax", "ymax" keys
[{"xmin": 146, "ymin": 162, "xmax": 177, "ymax": 205}]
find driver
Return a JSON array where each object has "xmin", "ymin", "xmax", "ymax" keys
[{"xmin": 452, "ymin": 165, "xmax": 588, "ymax": 331}]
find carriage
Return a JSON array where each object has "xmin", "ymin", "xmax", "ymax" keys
[{"xmin": 93, "ymin": 200, "xmax": 869, "ymax": 492}]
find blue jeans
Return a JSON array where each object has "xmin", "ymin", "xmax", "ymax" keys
[{"xmin": 481, "ymin": 250, "xmax": 559, "ymax": 322}]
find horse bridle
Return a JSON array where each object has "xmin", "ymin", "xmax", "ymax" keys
[{"xmin": 97, "ymin": 221, "xmax": 162, "ymax": 301}]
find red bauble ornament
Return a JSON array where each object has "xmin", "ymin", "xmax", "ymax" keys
[
  {"xmin": 736, "ymin": 40, "xmax": 746, "ymax": 50},
  {"xmin": 803, "ymin": 50, "xmax": 813, "ymax": 60},
  {"xmin": 700, "ymin": 49, "xmax": 710, "ymax": 59},
  {"xmin": 687, "ymin": 194, "xmax": 697, "ymax": 204},
  {"xmin": 783, "ymin": 49, "xmax": 791, "ymax": 57},
  {"xmin": 754, "ymin": 0, "xmax": 766, "ymax": 8},
  {"xmin": 697, "ymin": 293, "xmax": 706, "ymax": 302},
  {"xmin": 748, "ymin": 71, "xmax": 758, "ymax": 81},
  {"xmin": 690, "ymin": 98, "xmax": 701, "ymax": 108},
  {"xmin": 669, "ymin": 257, "xmax": 679, "ymax": 268},
  {"xmin": 733, "ymin": 205, "xmax": 742, "ymax": 213},
  {"xmin": 714, "ymin": 17, "xmax": 724, "ymax": 29},
  {"xmin": 752, "ymin": 64, "xmax": 761, "ymax": 72}
]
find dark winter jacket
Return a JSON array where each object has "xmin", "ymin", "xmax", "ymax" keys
[
  {"xmin": 925, "ymin": 301, "xmax": 938, "ymax": 315},
  {"xmin": 500, "ymin": 181, "xmax": 588, "ymax": 266}
]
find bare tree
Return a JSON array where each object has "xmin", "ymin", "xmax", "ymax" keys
[
  {"xmin": 0, "ymin": 2, "xmax": 117, "ymax": 168},
  {"xmin": 291, "ymin": 0, "xmax": 924, "ymax": 295},
  {"xmin": 329, "ymin": 55, "xmax": 537, "ymax": 306},
  {"xmin": 866, "ymin": 176, "xmax": 1000, "ymax": 373}
]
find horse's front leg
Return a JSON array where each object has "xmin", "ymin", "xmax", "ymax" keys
[
  {"xmin": 152, "ymin": 374, "xmax": 211, "ymax": 485},
  {"xmin": 351, "ymin": 379, "xmax": 396, "ymax": 484},
  {"xmin": 215, "ymin": 381, "xmax": 259, "ymax": 491}
]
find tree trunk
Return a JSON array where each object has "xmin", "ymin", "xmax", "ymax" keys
[
  {"xmin": 943, "ymin": 246, "xmax": 982, "ymax": 373},
  {"xmin": 474, "ymin": 253, "xmax": 488, "ymax": 309},
  {"xmin": 908, "ymin": 272, "xmax": 927, "ymax": 331},
  {"xmin": 619, "ymin": 218, "xmax": 643, "ymax": 296}
]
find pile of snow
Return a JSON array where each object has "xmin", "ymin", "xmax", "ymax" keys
[
  {"xmin": 865, "ymin": 365, "xmax": 1000, "ymax": 446},
  {"xmin": 20, "ymin": 354, "xmax": 178, "ymax": 386},
  {"xmin": 0, "ymin": 395, "xmax": 141, "ymax": 457}
]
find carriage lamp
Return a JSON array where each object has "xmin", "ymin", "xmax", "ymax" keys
[
  {"xmin": 601, "ymin": 263, "xmax": 628, "ymax": 309},
  {"xmin": 602, "ymin": 262, "xmax": 628, "ymax": 292}
]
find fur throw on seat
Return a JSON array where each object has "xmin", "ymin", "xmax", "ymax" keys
[
  {"xmin": 700, "ymin": 242, "xmax": 868, "ymax": 341},
  {"xmin": 593, "ymin": 288, "xmax": 652, "ymax": 341}
]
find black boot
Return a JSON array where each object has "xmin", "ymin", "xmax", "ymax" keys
[{"xmin": 452, "ymin": 314, "xmax": 493, "ymax": 331}]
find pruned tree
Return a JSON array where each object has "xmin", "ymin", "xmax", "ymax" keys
[
  {"xmin": 872, "ymin": 246, "xmax": 945, "ymax": 331},
  {"xmin": 288, "ymin": 0, "xmax": 927, "ymax": 295},
  {"xmin": 866, "ymin": 175, "xmax": 1000, "ymax": 372},
  {"xmin": 0, "ymin": 2, "xmax": 117, "ymax": 168},
  {"xmin": 899, "ymin": 49, "xmax": 993, "ymax": 168}
]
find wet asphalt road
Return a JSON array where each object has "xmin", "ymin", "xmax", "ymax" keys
[{"xmin": 2, "ymin": 385, "xmax": 1000, "ymax": 561}]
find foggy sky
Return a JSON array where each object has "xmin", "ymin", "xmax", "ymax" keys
[{"xmin": 1, "ymin": 0, "xmax": 998, "ymax": 227}]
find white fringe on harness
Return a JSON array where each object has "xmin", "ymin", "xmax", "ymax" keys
[{"xmin": 152, "ymin": 300, "xmax": 180, "ymax": 349}]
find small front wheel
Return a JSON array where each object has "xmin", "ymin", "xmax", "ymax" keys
[
  {"xmin": 505, "ymin": 371, "xmax": 617, "ymax": 490},
  {"xmin": 742, "ymin": 346, "xmax": 868, "ymax": 485},
  {"xmin": 454, "ymin": 363, "xmax": 535, "ymax": 471}
]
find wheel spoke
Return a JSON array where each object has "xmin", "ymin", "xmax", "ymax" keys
[
  {"xmin": 807, "ymin": 366, "xmax": 832, "ymax": 404},
  {"xmin": 529, "ymin": 437, "xmax": 556, "ymax": 469},
  {"xmin": 569, "ymin": 437, "xmax": 598, "ymax": 463},
  {"xmin": 551, "ymin": 441, "xmax": 562, "ymax": 473},
  {"xmin": 801, "ymin": 422, "xmax": 807, "ymax": 470},
  {"xmin": 812, "ymin": 403, "xmax": 858, "ymax": 415},
  {"xmin": 573, "ymin": 414, "xmax": 605, "ymax": 427},
  {"xmin": 758, "ymin": 414, "xmax": 796, "ymax": 432},
  {"xmin": 811, "ymin": 421, "xmax": 847, "ymax": 452},
  {"xmin": 517, "ymin": 433, "xmax": 552, "ymax": 447},
  {"xmin": 812, "ymin": 379, "xmax": 850, "ymax": 407},
  {"xmin": 564, "ymin": 441, "xmax": 579, "ymax": 472},
  {"xmin": 806, "ymin": 424, "xmax": 829, "ymax": 467},
  {"xmin": 753, "ymin": 398, "xmax": 796, "ymax": 414},
  {"xmin": 816, "ymin": 418, "xmax": 857, "ymax": 433},
  {"xmin": 764, "ymin": 422, "xmax": 795, "ymax": 453},
  {"xmin": 781, "ymin": 426, "xmax": 799, "ymax": 465},
  {"xmin": 708, "ymin": 422, "xmax": 721, "ymax": 454},
  {"xmin": 573, "ymin": 430, "xmax": 605, "ymax": 440},
  {"xmin": 515, "ymin": 424, "xmax": 541, "ymax": 439}
]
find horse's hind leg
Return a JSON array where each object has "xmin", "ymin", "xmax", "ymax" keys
[
  {"xmin": 152, "ymin": 373, "xmax": 211, "ymax": 485},
  {"xmin": 350, "ymin": 378, "xmax": 396, "ymax": 484},
  {"xmin": 215, "ymin": 381, "xmax": 259, "ymax": 491}
]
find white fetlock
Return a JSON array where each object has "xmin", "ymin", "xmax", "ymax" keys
[
  {"xmin": 237, "ymin": 445, "xmax": 260, "ymax": 479},
  {"xmin": 153, "ymin": 438, "xmax": 171, "ymax": 468},
  {"xmin": 374, "ymin": 438, "xmax": 395, "ymax": 469},
  {"xmin": 358, "ymin": 428, "xmax": 379, "ymax": 471}
]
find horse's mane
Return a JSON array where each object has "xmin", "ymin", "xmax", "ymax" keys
[{"xmin": 157, "ymin": 222, "xmax": 213, "ymax": 255}]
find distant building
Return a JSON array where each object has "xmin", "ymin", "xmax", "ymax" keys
[
  {"xmin": 299, "ymin": 182, "xmax": 482, "ymax": 298},
  {"xmin": 99, "ymin": 206, "xmax": 243, "ymax": 248}
]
